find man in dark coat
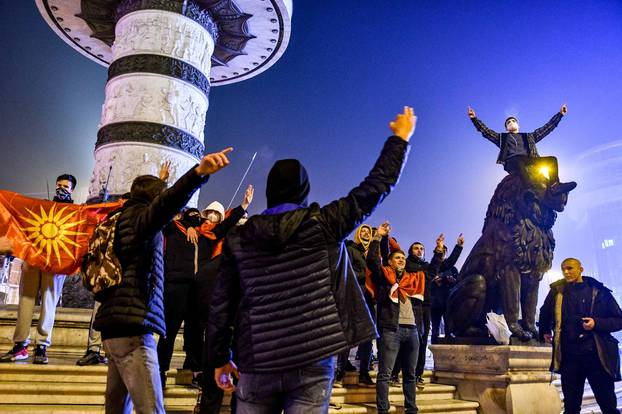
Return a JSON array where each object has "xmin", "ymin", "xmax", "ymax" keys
[
  {"xmin": 405, "ymin": 234, "xmax": 463, "ymax": 386},
  {"xmin": 539, "ymin": 257, "xmax": 622, "ymax": 414},
  {"xmin": 207, "ymin": 106, "xmax": 416, "ymax": 413},
  {"xmin": 93, "ymin": 148, "xmax": 233, "ymax": 414},
  {"xmin": 468, "ymin": 105, "xmax": 567, "ymax": 175},
  {"xmin": 430, "ymin": 259, "xmax": 459, "ymax": 344}
]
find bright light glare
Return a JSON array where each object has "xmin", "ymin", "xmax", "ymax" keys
[{"xmin": 539, "ymin": 166, "xmax": 550, "ymax": 179}]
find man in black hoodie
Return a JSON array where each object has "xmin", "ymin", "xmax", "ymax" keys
[
  {"xmin": 208, "ymin": 106, "xmax": 415, "ymax": 413},
  {"xmin": 93, "ymin": 148, "xmax": 233, "ymax": 414},
  {"xmin": 0, "ymin": 174, "xmax": 77, "ymax": 365}
]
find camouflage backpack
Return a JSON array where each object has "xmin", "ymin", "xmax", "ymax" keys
[{"xmin": 81, "ymin": 211, "xmax": 123, "ymax": 295}]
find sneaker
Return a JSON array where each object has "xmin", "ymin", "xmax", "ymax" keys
[
  {"xmin": 416, "ymin": 375, "xmax": 425, "ymax": 389},
  {"xmin": 33, "ymin": 345, "xmax": 48, "ymax": 364},
  {"xmin": 333, "ymin": 371, "xmax": 344, "ymax": 388},
  {"xmin": 0, "ymin": 342, "xmax": 28, "ymax": 362},
  {"xmin": 358, "ymin": 373, "xmax": 375, "ymax": 387},
  {"xmin": 76, "ymin": 350, "xmax": 107, "ymax": 366}
]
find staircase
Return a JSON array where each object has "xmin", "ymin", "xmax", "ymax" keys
[{"xmin": 0, "ymin": 306, "xmax": 480, "ymax": 413}]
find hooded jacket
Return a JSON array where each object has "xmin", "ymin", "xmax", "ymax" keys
[
  {"xmin": 345, "ymin": 224, "xmax": 372, "ymax": 286},
  {"xmin": 94, "ymin": 167, "xmax": 208, "ymax": 339},
  {"xmin": 539, "ymin": 276, "xmax": 622, "ymax": 380},
  {"xmin": 207, "ymin": 136, "xmax": 409, "ymax": 373}
]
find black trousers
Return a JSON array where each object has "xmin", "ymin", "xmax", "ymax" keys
[
  {"xmin": 156, "ymin": 281, "xmax": 202, "ymax": 373},
  {"xmin": 415, "ymin": 305, "xmax": 431, "ymax": 377},
  {"xmin": 560, "ymin": 352, "xmax": 619, "ymax": 414},
  {"xmin": 430, "ymin": 306, "xmax": 445, "ymax": 343}
]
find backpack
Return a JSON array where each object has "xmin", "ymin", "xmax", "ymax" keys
[{"xmin": 81, "ymin": 211, "xmax": 123, "ymax": 295}]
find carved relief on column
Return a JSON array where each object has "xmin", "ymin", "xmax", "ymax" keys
[
  {"xmin": 89, "ymin": 142, "xmax": 200, "ymax": 207},
  {"xmin": 100, "ymin": 74, "xmax": 209, "ymax": 141},
  {"xmin": 113, "ymin": 10, "xmax": 215, "ymax": 74}
]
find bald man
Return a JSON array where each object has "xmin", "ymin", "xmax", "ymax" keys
[{"xmin": 539, "ymin": 258, "xmax": 622, "ymax": 414}]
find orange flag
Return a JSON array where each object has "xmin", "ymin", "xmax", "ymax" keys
[{"xmin": 0, "ymin": 190, "xmax": 123, "ymax": 275}]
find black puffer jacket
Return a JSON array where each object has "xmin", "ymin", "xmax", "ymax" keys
[
  {"xmin": 208, "ymin": 136, "xmax": 409, "ymax": 373},
  {"xmin": 94, "ymin": 168, "xmax": 208, "ymax": 339}
]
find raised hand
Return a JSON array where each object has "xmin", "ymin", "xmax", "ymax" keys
[
  {"xmin": 389, "ymin": 106, "xmax": 416, "ymax": 142},
  {"xmin": 560, "ymin": 104, "xmax": 568, "ymax": 115},
  {"xmin": 241, "ymin": 184, "xmax": 254, "ymax": 210},
  {"xmin": 435, "ymin": 233, "xmax": 445, "ymax": 253},
  {"xmin": 467, "ymin": 107, "xmax": 476, "ymax": 119},
  {"xmin": 377, "ymin": 221, "xmax": 391, "ymax": 237},
  {"xmin": 195, "ymin": 147, "xmax": 233, "ymax": 176},
  {"xmin": 159, "ymin": 160, "xmax": 171, "ymax": 182},
  {"xmin": 456, "ymin": 233, "xmax": 464, "ymax": 247}
]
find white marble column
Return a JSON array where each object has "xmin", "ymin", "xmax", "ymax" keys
[{"xmin": 89, "ymin": 9, "xmax": 215, "ymax": 206}]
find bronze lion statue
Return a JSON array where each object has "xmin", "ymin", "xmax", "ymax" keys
[{"xmin": 446, "ymin": 157, "xmax": 576, "ymax": 341}]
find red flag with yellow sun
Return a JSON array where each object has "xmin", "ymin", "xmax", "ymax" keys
[{"xmin": 0, "ymin": 190, "xmax": 123, "ymax": 275}]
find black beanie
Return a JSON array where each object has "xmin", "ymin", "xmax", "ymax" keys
[{"xmin": 266, "ymin": 159, "xmax": 310, "ymax": 208}]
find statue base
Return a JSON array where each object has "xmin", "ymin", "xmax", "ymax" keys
[{"xmin": 430, "ymin": 344, "xmax": 561, "ymax": 414}]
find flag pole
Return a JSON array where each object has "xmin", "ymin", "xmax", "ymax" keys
[{"xmin": 227, "ymin": 152, "xmax": 257, "ymax": 210}]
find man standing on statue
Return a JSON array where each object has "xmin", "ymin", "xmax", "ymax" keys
[
  {"xmin": 539, "ymin": 258, "xmax": 622, "ymax": 414},
  {"xmin": 468, "ymin": 104, "xmax": 567, "ymax": 175}
]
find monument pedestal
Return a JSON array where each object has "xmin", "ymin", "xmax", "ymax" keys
[{"xmin": 430, "ymin": 344, "xmax": 561, "ymax": 414}]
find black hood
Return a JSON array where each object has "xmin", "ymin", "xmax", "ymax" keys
[{"xmin": 266, "ymin": 159, "xmax": 310, "ymax": 208}]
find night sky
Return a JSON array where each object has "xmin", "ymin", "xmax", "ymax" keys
[{"xmin": 1, "ymin": 1, "xmax": 621, "ymax": 280}]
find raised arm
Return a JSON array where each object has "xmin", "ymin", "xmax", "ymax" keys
[
  {"xmin": 440, "ymin": 234, "xmax": 464, "ymax": 272},
  {"xmin": 135, "ymin": 148, "xmax": 232, "ymax": 238},
  {"xmin": 319, "ymin": 107, "xmax": 414, "ymax": 242},
  {"xmin": 531, "ymin": 105, "xmax": 566, "ymax": 143},
  {"xmin": 468, "ymin": 106, "xmax": 501, "ymax": 147}
]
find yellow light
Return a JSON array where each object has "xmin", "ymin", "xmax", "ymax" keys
[{"xmin": 538, "ymin": 166, "xmax": 550, "ymax": 180}]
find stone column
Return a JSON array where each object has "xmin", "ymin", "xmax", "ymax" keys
[
  {"xmin": 88, "ymin": 4, "xmax": 218, "ymax": 205},
  {"xmin": 430, "ymin": 344, "xmax": 562, "ymax": 414}
]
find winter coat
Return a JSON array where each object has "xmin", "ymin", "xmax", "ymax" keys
[
  {"xmin": 539, "ymin": 276, "xmax": 622, "ymax": 381},
  {"xmin": 94, "ymin": 168, "xmax": 208, "ymax": 339},
  {"xmin": 430, "ymin": 266, "xmax": 458, "ymax": 309},
  {"xmin": 207, "ymin": 136, "xmax": 409, "ymax": 373}
]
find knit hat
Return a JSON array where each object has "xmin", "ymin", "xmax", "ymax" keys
[{"xmin": 266, "ymin": 159, "xmax": 310, "ymax": 208}]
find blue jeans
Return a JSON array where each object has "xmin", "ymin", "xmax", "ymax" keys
[
  {"xmin": 103, "ymin": 334, "xmax": 165, "ymax": 414},
  {"xmin": 236, "ymin": 357, "xmax": 335, "ymax": 414},
  {"xmin": 376, "ymin": 326, "xmax": 420, "ymax": 414}
]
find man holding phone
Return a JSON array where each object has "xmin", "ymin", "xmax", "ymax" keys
[{"xmin": 539, "ymin": 258, "xmax": 622, "ymax": 414}]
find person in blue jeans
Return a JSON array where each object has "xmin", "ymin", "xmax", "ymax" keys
[
  {"xmin": 207, "ymin": 107, "xmax": 416, "ymax": 414},
  {"xmin": 367, "ymin": 222, "xmax": 444, "ymax": 414}
]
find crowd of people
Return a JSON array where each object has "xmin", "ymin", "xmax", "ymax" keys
[{"xmin": 0, "ymin": 105, "xmax": 620, "ymax": 414}]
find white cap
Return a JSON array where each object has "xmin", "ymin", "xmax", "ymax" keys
[{"xmin": 202, "ymin": 201, "xmax": 225, "ymax": 220}]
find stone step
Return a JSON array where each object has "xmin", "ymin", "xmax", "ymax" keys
[{"xmin": 330, "ymin": 383, "xmax": 456, "ymax": 404}]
